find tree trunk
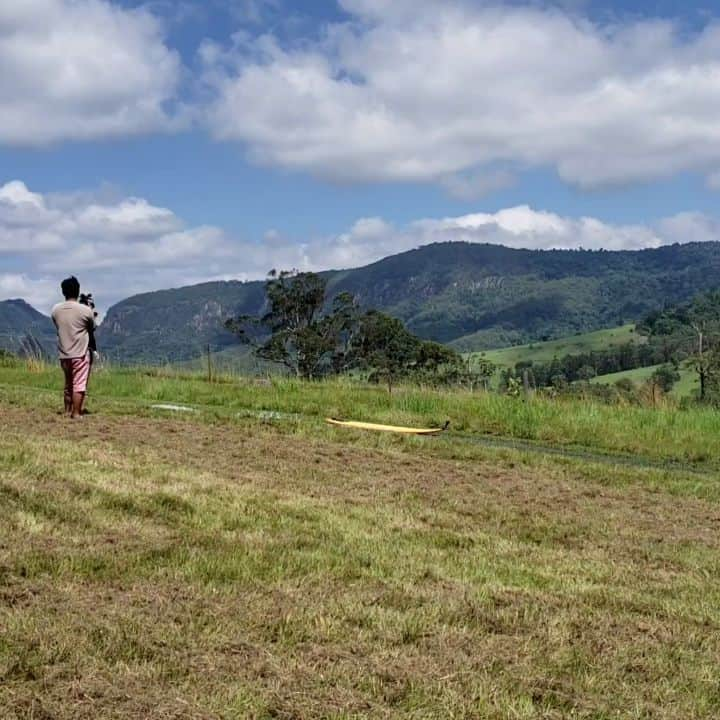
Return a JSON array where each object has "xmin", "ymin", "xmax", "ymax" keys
[{"xmin": 695, "ymin": 325, "xmax": 706, "ymax": 400}]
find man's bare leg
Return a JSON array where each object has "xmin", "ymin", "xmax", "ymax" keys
[
  {"xmin": 78, "ymin": 356, "xmax": 92, "ymax": 415},
  {"xmin": 71, "ymin": 392, "xmax": 85, "ymax": 419},
  {"xmin": 61, "ymin": 361, "xmax": 73, "ymax": 415},
  {"xmin": 80, "ymin": 383, "xmax": 92, "ymax": 415}
]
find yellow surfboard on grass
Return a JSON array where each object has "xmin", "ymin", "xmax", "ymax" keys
[{"xmin": 326, "ymin": 418, "xmax": 449, "ymax": 435}]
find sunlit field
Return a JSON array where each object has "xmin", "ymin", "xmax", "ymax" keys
[{"xmin": 2, "ymin": 361, "xmax": 720, "ymax": 718}]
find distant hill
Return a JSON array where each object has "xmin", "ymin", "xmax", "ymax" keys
[
  {"xmin": 0, "ymin": 299, "xmax": 55, "ymax": 356},
  {"xmin": 94, "ymin": 241, "xmax": 720, "ymax": 363},
  {"xmin": 98, "ymin": 281, "xmax": 267, "ymax": 364}
]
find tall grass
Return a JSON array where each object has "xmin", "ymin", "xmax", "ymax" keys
[{"xmin": 1, "ymin": 362, "xmax": 719, "ymax": 465}]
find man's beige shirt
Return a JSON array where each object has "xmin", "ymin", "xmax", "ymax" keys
[{"xmin": 51, "ymin": 301, "xmax": 96, "ymax": 360}]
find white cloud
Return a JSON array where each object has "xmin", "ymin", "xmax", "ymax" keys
[
  {"xmin": 410, "ymin": 206, "xmax": 663, "ymax": 251},
  {"xmin": 656, "ymin": 212, "xmax": 720, "ymax": 245},
  {"xmin": 201, "ymin": 1, "xmax": 720, "ymax": 189},
  {"xmin": 0, "ymin": 273, "xmax": 57, "ymax": 311},
  {"xmin": 75, "ymin": 199, "xmax": 182, "ymax": 239},
  {"xmin": 0, "ymin": 181, "xmax": 241, "ymax": 311},
  {"xmin": 0, "ymin": 181, "xmax": 45, "ymax": 209},
  {"xmin": 0, "ymin": 0, "xmax": 181, "ymax": 145},
  {"xmin": 1, "ymin": 180, "xmax": 717, "ymax": 315}
]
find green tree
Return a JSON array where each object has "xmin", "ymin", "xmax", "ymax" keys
[
  {"xmin": 646, "ymin": 364, "xmax": 681, "ymax": 405},
  {"xmin": 350, "ymin": 311, "xmax": 420, "ymax": 393},
  {"xmin": 577, "ymin": 364, "xmax": 596, "ymax": 382},
  {"xmin": 650, "ymin": 364, "xmax": 681, "ymax": 394},
  {"xmin": 225, "ymin": 270, "xmax": 358, "ymax": 379},
  {"xmin": 413, "ymin": 340, "xmax": 468, "ymax": 387},
  {"xmin": 350, "ymin": 311, "xmax": 466, "ymax": 391},
  {"xmin": 701, "ymin": 348, "xmax": 720, "ymax": 405},
  {"xmin": 469, "ymin": 357, "xmax": 496, "ymax": 391},
  {"xmin": 226, "ymin": 270, "xmax": 467, "ymax": 387},
  {"xmin": 642, "ymin": 291, "xmax": 720, "ymax": 401},
  {"xmin": 687, "ymin": 294, "xmax": 720, "ymax": 401}
]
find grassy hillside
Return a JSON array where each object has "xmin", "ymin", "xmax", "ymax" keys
[
  {"xmin": 591, "ymin": 364, "xmax": 699, "ymax": 398},
  {"xmin": 470, "ymin": 323, "xmax": 640, "ymax": 369},
  {"xmin": 466, "ymin": 324, "xmax": 704, "ymax": 398},
  {"xmin": 590, "ymin": 364, "xmax": 661, "ymax": 385},
  {"xmin": 2, "ymin": 364, "xmax": 720, "ymax": 718}
]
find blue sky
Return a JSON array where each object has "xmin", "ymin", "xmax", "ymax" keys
[{"xmin": 1, "ymin": 0, "xmax": 720, "ymax": 310}]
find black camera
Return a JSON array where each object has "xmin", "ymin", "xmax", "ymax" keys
[
  {"xmin": 79, "ymin": 292, "xmax": 95, "ymax": 310},
  {"xmin": 79, "ymin": 293, "xmax": 99, "ymax": 358}
]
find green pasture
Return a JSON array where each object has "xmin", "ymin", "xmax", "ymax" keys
[
  {"xmin": 0, "ymin": 359, "xmax": 717, "ymax": 467},
  {"xmin": 590, "ymin": 364, "xmax": 699, "ymax": 398},
  {"xmin": 468, "ymin": 324, "xmax": 640, "ymax": 369}
]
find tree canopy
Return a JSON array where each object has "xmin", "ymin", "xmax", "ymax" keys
[
  {"xmin": 225, "ymin": 270, "xmax": 358, "ymax": 378},
  {"xmin": 225, "ymin": 270, "xmax": 471, "ymax": 387}
]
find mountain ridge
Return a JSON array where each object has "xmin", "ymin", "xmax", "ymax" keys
[
  {"xmin": 3, "ymin": 240, "xmax": 720, "ymax": 363},
  {"xmin": 98, "ymin": 240, "xmax": 720, "ymax": 363},
  {"xmin": 0, "ymin": 299, "xmax": 56, "ymax": 355}
]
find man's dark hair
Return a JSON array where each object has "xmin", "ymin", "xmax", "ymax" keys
[{"xmin": 61, "ymin": 276, "xmax": 80, "ymax": 300}]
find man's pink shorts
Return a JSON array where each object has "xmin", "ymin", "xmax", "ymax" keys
[{"xmin": 61, "ymin": 353, "xmax": 91, "ymax": 394}]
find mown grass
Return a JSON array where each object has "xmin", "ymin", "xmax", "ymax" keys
[
  {"xmin": 1, "ymin": 361, "xmax": 719, "ymax": 467},
  {"xmin": 2, "ymin": 393, "xmax": 720, "ymax": 719}
]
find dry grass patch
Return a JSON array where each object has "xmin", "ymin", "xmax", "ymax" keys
[{"xmin": 1, "ymin": 405, "xmax": 720, "ymax": 718}]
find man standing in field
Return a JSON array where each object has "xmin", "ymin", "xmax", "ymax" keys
[{"xmin": 51, "ymin": 276, "xmax": 96, "ymax": 419}]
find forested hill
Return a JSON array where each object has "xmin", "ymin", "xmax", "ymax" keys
[
  {"xmin": 0, "ymin": 299, "xmax": 56, "ymax": 355},
  {"xmin": 95, "ymin": 241, "xmax": 720, "ymax": 363}
]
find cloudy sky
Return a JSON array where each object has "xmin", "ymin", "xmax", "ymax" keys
[{"xmin": 2, "ymin": 0, "xmax": 720, "ymax": 311}]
